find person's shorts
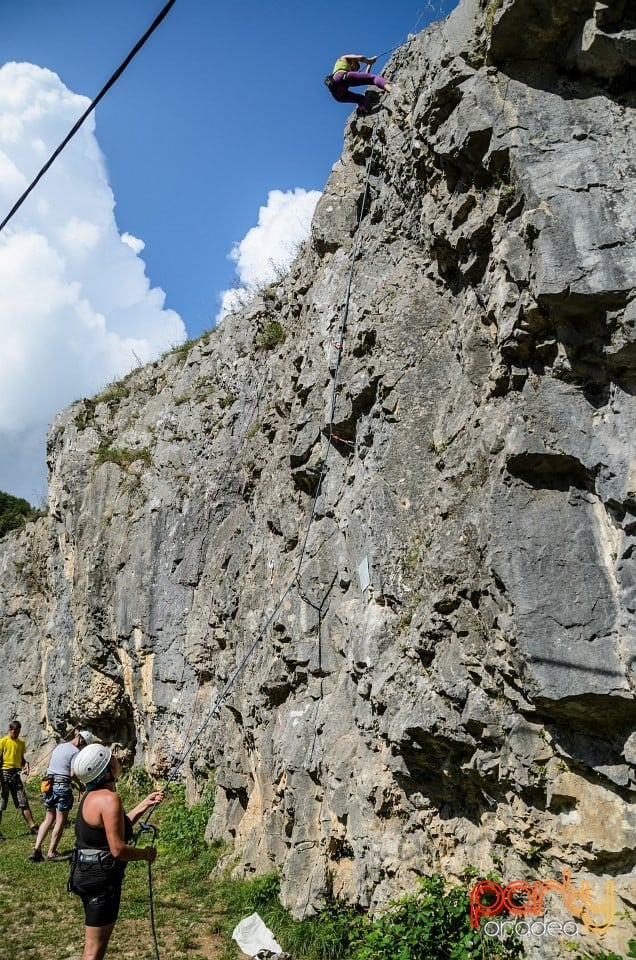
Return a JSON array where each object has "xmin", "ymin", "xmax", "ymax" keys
[
  {"xmin": 81, "ymin": 883, "xmax": 123, "ymax": 927},
  {"xmin": 44, "ymin": 785, "xmax": 74, "ymax": 813},
  {"xmin": 70, "ymin": 851, "xmax": 126, "ymax": 926},
  {"xmin": 1, "ymin": 771, "xmax": 29, "ymax": 810}
]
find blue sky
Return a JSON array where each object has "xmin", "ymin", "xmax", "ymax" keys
[
  {"xmin": 0, "ymin": 0, "xmax": 459, "ymax": 500},
  {"xmin": 1, "ymin": 0, "xmax": 458, "ymax": 336}
]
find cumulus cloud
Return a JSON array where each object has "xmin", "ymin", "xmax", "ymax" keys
[
  {"xmin": 217, "ymin": 187, "xmax": 320, "ymax": 320},
  {"xmin": 0, "ymin": 62, "xmax": 186, "ymax": 501},
  {"xmin": 122, "ymin": 232, "xmax": 145, "ymax": 254}
]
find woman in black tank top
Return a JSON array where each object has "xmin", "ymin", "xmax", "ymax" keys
[{"xmin": 70, "ymin": 744, "xmax": 164, "ymax": 960}]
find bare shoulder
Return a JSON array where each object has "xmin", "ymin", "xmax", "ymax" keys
[
  {"xmin": 100, "ymin": 791, "xmax": 123, "ymax": 811},
  {"xmin": 82, "ymin": 789, "xmax": 123, "ymax": 824}
]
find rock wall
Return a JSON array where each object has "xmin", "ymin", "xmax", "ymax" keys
[{"xmin": 1, "ymin": 0, "xmax": 635, "ymax": 955}]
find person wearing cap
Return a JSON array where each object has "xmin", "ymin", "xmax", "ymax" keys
[
  {"xmin": 0, "ymin": 719, "xmax": 38, "ymax": 839},
  {"xmin": 70, "ymin": 742, "xmax": 164, "ymax": 960},
  {"xmin": 29, "ymin": 728, "xmax": 95, "ymax": 863}
]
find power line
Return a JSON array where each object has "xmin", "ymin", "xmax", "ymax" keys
[{"xmin": 0, "ymin": 0, "xmax": 177, "ymax": 236}]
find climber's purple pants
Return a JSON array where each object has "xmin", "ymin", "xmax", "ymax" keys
[{"xmin": 329, "ymin": 71, "xmax": 388, "ymax": 107}]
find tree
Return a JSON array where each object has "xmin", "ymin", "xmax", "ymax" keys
[{"xmin": 0, "ymin": 491, "xmax": 38, "ymax": 538}]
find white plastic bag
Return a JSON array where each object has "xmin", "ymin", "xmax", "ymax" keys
[{"xmin": 231, "ymin": 912, "xmax": 284, "ymax": 958}]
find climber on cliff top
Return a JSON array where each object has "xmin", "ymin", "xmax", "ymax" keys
[{"xmin": 325, "ymin": 54, "xmax": 392, "ymax": 116}]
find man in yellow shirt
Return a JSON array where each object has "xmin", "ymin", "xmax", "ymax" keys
[{"xmin": 0, "ymin": 720, "xmax": 37, "ymax": 839}]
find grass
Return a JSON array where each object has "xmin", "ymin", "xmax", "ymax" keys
[
  {"xmin": 254, "ymin": 321, "xmax": 286, "ymax": 351},
  {"xmin": 97, "ymin": 384, "xmax": 131, "ymax": 405},
  {"xmin": 3, "ymin": 772, "xmax": 632, "ymax": 960},
  {"xmin": 95, "ymin": 441, "xmax": 152, "ymax": 470}
]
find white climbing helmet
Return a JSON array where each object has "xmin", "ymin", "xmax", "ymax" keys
[
  {"xmin": 77, "ymin": 729, "xmax": 95, "ymax": 745},
  {"xmin": 74, "ymin": 743, "xmax": 112, "ymax": 784}
]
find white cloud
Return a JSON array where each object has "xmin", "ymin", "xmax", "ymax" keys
[
  {"xmin": 122, "ymin": 232, "xmax": 145, "ymax": 254},
  {"xmin": 0, "ymin": 62, "xmax": 186, "ymax": 502},
  {"xmin": 217, "ymin": 187, "xmax": 320, "ymax": 321}
]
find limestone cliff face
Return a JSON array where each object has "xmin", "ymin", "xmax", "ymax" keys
[{"xmin": 1, "ymin": 0, "xmax": 635, "ymax": 953}]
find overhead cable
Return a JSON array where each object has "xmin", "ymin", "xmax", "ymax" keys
[{"xmin": 0, "ymin": 0, "xmax": 177, "ymax": 236}]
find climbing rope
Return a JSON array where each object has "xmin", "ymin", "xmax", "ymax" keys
[
  {"xmin": 123, "ymin": 0, "xmax": 445, "ymax": 944},
  {"xmin": 294, "ymin": 118, "xmax": 381, "ymax": 582},
  {"xmin": 0, "ymin": 0, "xmax": 177, "ymax": 235},
  {"xmin": 111, "ymin": 21, "xmax": 408, "ymax": 955},
  {"xmin": 375, "ymin": 2, "xmax": 432, "ymax": 58},
  {"xmin": 137, "ymin": 52, "xmax": 392, "ymax": 819},
  {"xmin": 138, "ymin": 581, "xmax": 314, "ymax": 952},
  {"xmin": 293, "ymin": 1, "xmax": 430, "ymax": 597},
  {"xmin": 139, "ymin": 114, "xmax": 384, "ymax": 826},
  {"xmin": 133, "ymin": 115, "xmax": 384, "ymax": 814},
  {"xmin": 170, "ymin": 366, "xmax": 271, "ymax": 770},
  {"xmin": 4, "ymin": 8, "xmax": 428, "ymax": 956},
  {"xmin": 120, "ymin": 9, "xmax": 426, "ymax": 948},
  {"xmin": 147, "ymin": 854, "xmax": 160, "ymax": 960},
  {"xmin": 132, "ymin": 822, "xmax": 161, "ymax": 960},
  {"xmin": 141, "ymin": 580, "xmax": 296, "ymax": 833}
]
